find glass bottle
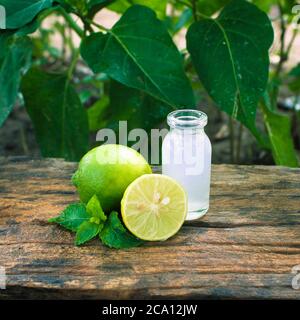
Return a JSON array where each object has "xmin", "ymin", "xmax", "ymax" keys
[{"xmin": 162, "ymin": 109, "xmax": 212, "ymax": 220}]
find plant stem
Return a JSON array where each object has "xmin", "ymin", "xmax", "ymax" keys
[
  {"xmin": 274, "ymin": 4, "xmax": 286, "ymax": 79},
  {"xmin": 286, "ymin": 27, "xmax": 298, "ymax": 59},
  {"xmin": 271, "ymin": 5, "xmax": 298, "ymax": 109},
  {"xmin": 67, "ymin": 48, "xmax": 80, "ymax": 81},
  {"xmin": 19, "ymin": 126, "xmax": 29, "ymax": 155},
  {"xmin": 271, "ymin": 4, "xmax": 287, "ymax": 108},
  {"xmin": 196, "ymin": 12, "xmax": 209, "ymax": 19},
  {"xmin": 191, "ymin": 0, "xmax": 198, "ymax": 21},
  {"xmin": 86, "ymin": 19, "xmax": 109, "ymax": 32},
  {"xmin": 236, "ymin": 122, "xmax": 243, "ymax": 164},
  {"xmin": 229, "ymin": 117, "xmax": 235, "ymax": 163},
  {"xmin": 68, "ymin": 25, "xmax": 75, "ymax": 55},
  {"xmin": 61, "ymin": 25, "xmax": 67, "ymax": 61},
  {"xmin": 58, "ymin": 7, "xmax": 84, "ymax": 38}
]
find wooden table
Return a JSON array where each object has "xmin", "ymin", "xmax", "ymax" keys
[{"xmin": 0, "ymin": 157, "xmax": 300, "ymax": 299}]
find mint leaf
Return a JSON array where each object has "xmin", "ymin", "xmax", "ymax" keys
[
  {"xmin": 100, "ymin": 212, "xmax": 144, "ymax": 249},
  {"xmin": 49, "ymin": 201, "xmax": 142, "ymax": 249},
  {"xmin": 75, "ymin": 221, "xmax": 102, "ymax": 246},
  {"xmin": 86, "ymin": 195, "xmax": 107, "ymax": 222},
  {"xmin": 48, "ymin": 203, "xmax": 90, "ymax": 231}
]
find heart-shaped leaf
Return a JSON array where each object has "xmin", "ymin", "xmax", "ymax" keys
[
  {"xmin": 186, "ymin": 0, "xmax": 274, "ymax": 138},
  {"xmin": 81, "ymin": 5, "xmax": 195, "ymax": 109}
]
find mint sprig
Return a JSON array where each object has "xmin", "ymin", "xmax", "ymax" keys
[
  {"xmin": 100, "ymin": 212, "xmax": 144, "ymax": 249},
  {"xmin": 49, "ymin": 195, "xmax": 144, "ymax": 249}
]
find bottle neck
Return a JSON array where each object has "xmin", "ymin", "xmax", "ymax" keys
[
  {"xmin": 167, "ymin": 109, "xmax": 208, "ymax": 135},
  {"xmin": 170, "ymin": 126, "xmax": 205, "ymax": 135}
]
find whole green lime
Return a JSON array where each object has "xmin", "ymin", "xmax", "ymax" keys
[{"xmin": 72, "ymin": 144, "xmax": 152, "ymax": 212}]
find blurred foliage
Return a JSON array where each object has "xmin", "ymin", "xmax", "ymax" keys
[
  {"xmin": 21, "ymin": 67, "xmax": 89, "ymax": 160},
  {"xmin": 0, "ymin": 0, "xmax": 299, "ymax": 166}
]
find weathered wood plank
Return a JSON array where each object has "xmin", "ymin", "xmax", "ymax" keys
[{"xmin": 0, "ymin": 157, "xmax": 300, "ymax": 299}]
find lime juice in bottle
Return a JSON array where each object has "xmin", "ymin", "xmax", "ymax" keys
[{"xmin": 162, "ymin": 110, "xmax": 212, "ymax": 220}]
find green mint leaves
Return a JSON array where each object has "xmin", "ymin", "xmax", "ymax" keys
[
  {"xmin": 48, "ymin": 203, "xmax": 90, "ymax": 232},
  {"xmin": 75, "ymin": 221, "xmax": 102, "ymax": 246},
  {"xmin": 49, "ymin": 195, "xmax": 143, "ymax": 249},
  {"xmin": 86, "ymin": 194, "xmax": 107, "ymax": 223},
  {"xmin": 100, "ymin": 212, "xmax": 143, "ymax": 249},
  {"xmin": 49, "ymin": 195, "xmax": 106, "ymax": 246}
]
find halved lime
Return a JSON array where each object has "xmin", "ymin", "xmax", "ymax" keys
[{"xmin": 121, "ymin": 174, "xmax": 187, "ymax": 241}]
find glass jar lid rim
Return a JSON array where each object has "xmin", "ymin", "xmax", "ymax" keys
[{"xmin": 167, "ymin": 109, "xmax": 208, "ymax": 129}]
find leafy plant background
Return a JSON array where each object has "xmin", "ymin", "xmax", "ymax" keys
[{"xmin": 0, "ymin": 0, "xmax": 299, "ymax": 167}]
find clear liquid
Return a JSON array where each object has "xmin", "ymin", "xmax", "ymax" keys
[{"xmin": 162, "ymin": 129, "xmax": 212, "ymax": 220}]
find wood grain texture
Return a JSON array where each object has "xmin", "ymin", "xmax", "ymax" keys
[{"xmin": 0, "ymin": 157, "xmax": 300, "ymax": 299}]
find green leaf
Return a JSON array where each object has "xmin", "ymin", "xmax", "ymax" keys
[
  {"xmin": 100, "ymin": 212, "xmax": 143, "ymax": 249},
  {"xmin": 196, "ymin": 0, "xmax": 231, "ymax": 16},
  {"xmin": 54, "ymin": 0, "xmax": 75, "ymax": 12},
  {"xmin": 15, "ymin": 6, "xmax": 58, "ymax": 36},
  {"xmin": 55, "ymin": 0, "xmax": 114, "ymax": 16},
  {"xmin": 87, "ymin": 95, "xmax": 110, "ymax": 131},
  {"xmin": 251, "ymin": 0, "xmax": 274, "ymax": 12},
  {"xmin": 0, "ymin": 31, "xmax": 13, "ymax": 61},
  {"xmin": 288, "ymin": 63, "xmax": 300, "ymax": 94},
  {"xmin": 87, "ymin": 0, "xmax": 116, "ymax": 17},
  {"xmin": 55, "ymin": 0, "xmax": 88, "ymax": 14},
  {"xmin": 21, "ymin": 67, "xmax": 89, "ymax": 161},
  {"xmin": 173, "ymin": 8, "xmax": 193, "ymax": 34},
  {"xmin": 81, "ymin": 5, "xmax": 195, "ymax": 109},
  {"xmin": 75, "ymin": 221, "xmax": 102, "ymax": 246},
  {"xmin": 280, "ymin": 0, "xmax": 297, "ymax": 14},
  {"xmin": 49, "ymin": 203, "xmax": 90, "ymax": 231},
  {"xmin": 0, "ymin": 36, "xmax": 32, "ymax": 127},
  {"xmin": 0, "ymin": 6, "xmax": 54, "ymax": 44},
  {"xmin": 2, "ymin": 0, "xmax": 53, "ymax": 29},
  {"xmin": 108, "ymin": 0, "xmax": 166, "ymax": 19},
  {"xmin": 289, "ymin": 63, "xmax": 300, "ymax": 77},
  {"xmin": 186, "ymin": 0, "xmax": 274, "ymax": 139},
  {"xmin": 164, "ymin": 7, "xmax": 193, "ymax": 36},
  {"xmin": 105, "ymin": 80, "xmax": 172, "ymax": 133},
  {"xmin": 86, "ymin": 195, "xmax": 107, "ymax": 222},
  {"xmin": 261, "ymin": 103, "xmax": 299, "ymax": 167}
]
